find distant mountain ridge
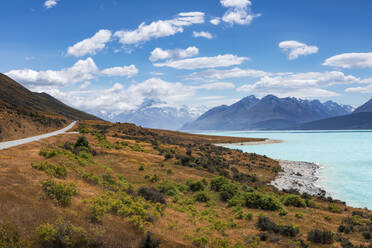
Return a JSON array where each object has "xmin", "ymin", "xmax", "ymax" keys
[
  {"xmin": 354, "ymin": 98, "xmax": 372, "ymax": 113},
  {"xmin": 181, "ymin": 95, "xmax": 353, "ymax": 130},
  {"xmin": 101, "ymin": 98, "xmax": 207, "ymax": 130}
]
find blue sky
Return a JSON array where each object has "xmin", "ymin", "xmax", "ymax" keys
[{"xmin": 1, "ymin": 0, "xmax": 372, "ymax": 116}]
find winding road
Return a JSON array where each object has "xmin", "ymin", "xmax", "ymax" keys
[{"xmin": 0, "ymin": 121, "xmax": 77, "ymax": 151}]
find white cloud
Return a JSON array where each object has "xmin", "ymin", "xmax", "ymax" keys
[
  {"xmin": 345, "ymin": 84, "xmax": 372, "ymax": 93},
  {"xmin": 101, "ymin": 65, "xmax": 138, "ymax": 77},
  {"xmin": 279, "ymin": 41, "xmax": 319, "ymax": 60},
  {"xmin": 67, "ymin": 29, "xmax": 112, "ymax": 57},
  {"xmin": 6, "ymin": 57, "xmax": 99, "ymax": 87},
  {"xmin": 210, "ymin": 18, "xmax": 221, "ymax": 25},
  {"xmin": 323, "ymin": 52, "xmax": 372, "ymax": 69},
  {"xmin": 237, "ymin": 71, "xmax": 359, "ymax": 98},
  {"xmin": 44, "ymin": 0, "xmax": 58, "ymax": 9},
  {"xmin": 154, "ymin": 54, "xmax": 249, "ymax": 70},
  {"xmin": 25, "ymin": 56, "xmax": 35, "ymax": 61},
  {"xmin": 42, "ymin": 78, "xmax": 195, "ymax": 114},
  {"xmin": 193, "ymin": 31, "xmax": 213, "ymax": 39},
  {"xmin": 220, "ymin": 0, "xmax": 260, "ymax": 25},
  {"xmin": 80, "ymin": 81, "xmax": 91, "ymax": 89},
  {"xmin": 184, "ymin": 67, "xmax": 268, "ymax": 81},
  {"xmin": 114, "ymin": 12, "xmax": 204, "ymax": 46},
  {"xmin": 149, "ymin": 47, "xmax": 199, "ymax": 62},
  {"xmin": 150, "ymin": 71, "xmax": 164, "ymax": 76},
  {"xmin": 196, "ymin": 82, "xmax": 235, "ymax": 90}
]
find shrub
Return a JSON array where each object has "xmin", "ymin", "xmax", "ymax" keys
[
  {"xmin": 32, "ymin": 162, "xmax": 67, "ymax": 179},
  {"xmin": 82, "ymin": 172, "xmax": 100, "ymax": 185},
  {"xmin": 140, "ymin": 232, "xmax": 160, "ymax": 248},
  {"xmin": 295, "ymin": 212, "xmax": 304, "ymax": 219},
  {"xmin": 75, "ymin": 136, "xmax": 89, "ymax": 148},
  {"xmin": 149, "ymin": 174, "xmax": 160, "ymax": 183},
  {"xmin": 36, "ymin": 219, "xmax": 103, "ymax": 248},
  {"xmin": 41, "ymin": 179, "xmax": 78, "ymax": 207},
  {"xmin": 307, "ymin": 229, "xmax": 334, "ymax": 244},
  {"xmin": 186, "ymin": 180, "xmax": 205, "ymax": 192},
  {"xmin": 166, "ymin": 169, "xmax": 173, "ymax": 174},
  {"xmin": 244, "ymin": 192, "xmax": 283, "ymax": 211},
  {"xmin": 257, "ymin": 216, "xmax": 299, "ymax": 237},
  {"xmin": 39, "ymin": 148, "xmax": 58, "ymax": 159},
  {"xmin": 327, "ymin": 203, "xmax": 342, "ymax": 213},
  {"xmin": 138, "ymin": 187, "xmax": 166, "ymax": 204},
  {"xmin": 363, "ymin": 232, "xmax": 372, "ymax": 240},
  {"xmin": 101, "ymin": 173, "xmax": 133, "ymax": 192},
  {"xmin": 282, "ymin": 194, "xmax": 306, "ymax": 208},
  {"xmin": 157, "ymin": 180, "xmax": 185, "ymax": 196},
  {"xmin": 194, "ymin": 192, "xmax": 210, "ymax": 202},
  {"xmin": 210, "ymin": 176, "xmax": 231, "ymax": 192},
  {"xmin": 192, "ymin": 236, "xmax": 209, "ymax": 247},
  {"xmin": 139, "ymin": 165, "xmax": 145, "ymax": 171},
  {"xmin": 0, "ymin": 223, "xmax": 29, "ymax": 248}
]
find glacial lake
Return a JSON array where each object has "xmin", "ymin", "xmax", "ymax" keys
[{"xmin": 197, "ymin": 130, "xmax": 372, "ymax": 209}]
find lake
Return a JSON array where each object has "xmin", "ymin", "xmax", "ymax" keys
[{"xmin": 198, "ymin": 130, "xmax": 372, "ymax": 209}]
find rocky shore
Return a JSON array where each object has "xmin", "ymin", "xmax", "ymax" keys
[
  {"xmin": 271, "ymin": 160, "xmax": 326, "ymax": 197},
  {"xmin": 215, "ymin": 139, "xmax": 283, "ymax": 147}
]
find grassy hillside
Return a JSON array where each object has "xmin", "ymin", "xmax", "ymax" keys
[
  {"xmin": 0, "ymin": 121, "xmax": 371, "ymax": 248},
  {"xmin": 0, "ymin": 73, "xmax": 100, "ymax": 141}
]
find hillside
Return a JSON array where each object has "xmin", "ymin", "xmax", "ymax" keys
[
  {"xmin": 296, "ymin": 112, "xmax": 372, "ymax": 130},
  {"xmin": 181, "ymin": 95, "xmax": 352, "ymax": 130},
  {"xmin": 0, "ymin": 120, "xmax": 371, "ymax": 248},
  {"xmin": 0, "ymin": 73, "xmax": 99, "ymax": 141},
  {"xmin": 354, "ymin": 98, "xmax": 372, "ymax": 113}
]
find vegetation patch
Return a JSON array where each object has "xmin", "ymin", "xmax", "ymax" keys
[
  {"xmin": 307, "ymin": 229, "xmax": 334, "ymax": 244},
  {"xmin": 32, "ymin": 161, "xmax": 67, "ymax": 179},
  {"xmin": 41, "ymin": 179, "xmax": 78, "ymax": 207}
]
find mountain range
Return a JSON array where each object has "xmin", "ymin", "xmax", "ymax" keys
[
  {"xmin": 100, "ymin": 99, "xmax": 208, "ymax": 130},
  {"xmin": 181, "ymin": 95, "xmax": 354, "ymax": 130},
  {"xmin": 0, "ymin": 73, "xmax": 99, "ymax": 141}
]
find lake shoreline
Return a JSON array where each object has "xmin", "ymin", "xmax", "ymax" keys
[
  {"xmin": 271, "ymin": 160, "xmax": 326, "ymax": 197},
  {"xmin": 214, "ymin": 138, "xmax": 284, "ymax": 147}
]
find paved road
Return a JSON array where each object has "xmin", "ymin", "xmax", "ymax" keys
[{"xmin": 0, "ymin": 121, "xmax": 77, "ymax": 151}]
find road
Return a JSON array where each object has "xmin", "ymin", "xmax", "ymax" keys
[{"xmin": 0, "ymin": 121, "xmax": 77, "ymax": 150}]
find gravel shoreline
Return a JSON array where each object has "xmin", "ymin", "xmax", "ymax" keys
[
  {"xmin": 214, "ymin": 139, "xmax": 283, "ymax": 147},
  {"xmin": 271, "ymin": 160, "xmax": 326, "ymax": 197}
]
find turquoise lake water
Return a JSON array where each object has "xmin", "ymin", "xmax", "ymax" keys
[{"xmin": 198, "ymin": 130, "xmax": 372, "ymax": 209}]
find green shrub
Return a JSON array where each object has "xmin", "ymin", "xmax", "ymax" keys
[
  {"xmin": 186, "ymin": 180, "xmax": 205, "ymax": 192},
  {"xmin": 0, "ymin": 223, "xmax": 29, "ymax": 248},
  {"xmin": 210, "ymin": 177, "xmax": 231, "ymax": 192},
  {"xmin": 130, "ymin": 144, "xmax": 146, "ymax": 153},
  {"xmin": 295, "ymin": 212, "xmax": 304, "ymax": 219},
  {"xmin": 157, "ymin": 180, "xmax": 185, "ymax": 196},
  {"xmin": 192, "ymin": 236, "xmax": 209, "ymax": 247},
  {"xmin": 327, "ymin": 203, "xmax": 342, "ymax": 213},
  {"xmin": 101, "ymin": 173, "xmax": 133, "ymax": 192},
  {"xmin": 36, "ymin": 219, "xmax": 103, "ymax": 248},
  {"xmin": 41, "ymin": 179, "xmax": 78, "ymax": 207},
  {"xmin": 166, "ymin": 169, "xmax": 173, "ymax": 174},
  {"xmin": 244, "ymin": 192, "xmax": 283, "ymax": 211},
  {"xmin": 282, "ymin": 194, "xmax": 306, "ymax": 208},
  {"xmin": 138, "ymin": 187, "xmax": 166, "ymax": 204},
  {"xmin": 149, "ymin": 174, "xmax": 160, "ymax": 183},
  {"xmin": 194, "ymin": 192, "xmax": 210, "ymax": 202},
  {"xmin": 75, "ymin": 136, "xmax": 89, "ymax": 148},
  {"xmin": 32, "ymin": 162, "xmax": 67, "ymax": 179},
  {"xmin": 257, "ymin": 216, "xmax": 299, "ymax": 237},
  {"xmin": 139, "ymin": 165, "xmax": 145, "ymax": 171},
  {"xmin": 39, "ymin": 148, "xmax": 58, "ymax": 159},
  {"xmin": 307, "ymin": 229, "xmax": 334, "ymax": 244},
  {"xmin": 140, "ymin": 232, "xmax": 160, "ymax": 248},
  {"xmin": 82, "ymin": 172, "xmax": 100, "ymax": 185}
]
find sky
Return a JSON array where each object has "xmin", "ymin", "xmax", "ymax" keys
[{"xmin": 1, "ymin": 0, "xmax": 372, "ymax": 117}]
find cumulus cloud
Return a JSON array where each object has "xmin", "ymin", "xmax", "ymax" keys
[
  {"xmin": 237, "ymin": 71, "xmax": 359, "ymax": 98},
  {"xmin": 323, "ymin": 52, "xmax": 372, "ymax": 69},
  {"xmin": 210, "ymin": 18, "xmax": 221, "ymax": 25},
  {"xmin": 101, "ymin": 65, "xmax": 139, "ymax": 77},
  {"xmin": 193, "ymin": 31, "xmax": 213, "ymax": 39},
  {"xmin": 220, "ymin": 0, "xmax": 260, "ymax": 25},
  {"xmin": 67, "ymin": 29, "xmax": 112, "ymax": 57},
  {"xmin": 279, "ymin": 41, "xmax": 319, "ymax": 60},
  {"xmin": 80, "ymin": 81, "xmax": 91, "ymax": 89},
  {"xmin": 114, "ymin": 12, "xmax": 204, "ymax": 46},
  {"xmin": 149, "ymin": 47, "xmax": 199, "ymax": 62},
  {"xmin": 154, "ymin": 54, "xmax": 249, "ymax": 70},
  {"xmin": 41, "ymin": 78, "xmax": 195, "ymax": 114},
  {"xmin": 184, "ymin": 67, "xmax": 268, "ymax": 81},
  {"xmin": 6, "ymin": 57, "xmax": 99, "ymax": 87},
  {"xmin": 44, "ymin": 0, "xmax": 58, "ymax": 9}
]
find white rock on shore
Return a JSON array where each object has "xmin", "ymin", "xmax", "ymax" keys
[{"xmin": 271, "ymin": 160, "xmax": 326, "ymax": 197}]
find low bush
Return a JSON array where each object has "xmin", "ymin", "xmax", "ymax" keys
[
  {"xmin": 39, "ymin": 148, "xmax": 58, "ymax": 159},
  {"xmin": 244, "ymin": 192, "xmax": 283, "ymax": 211},
  {"xmin": 257, "ymin": 216, "xmax": 299, "ymax": 237},
  {"xmin": 282, "ymin": 194, "xmax": 306, "ymax": 208},
  {"xmin": 37, "ymin": 219, "xmax": 103, "ymax": 248},
  {"xmin": 157, "ymin": 180, "xmax": 185, "ymax": 196},
  {"xmin": 327, "ymin": 203, "xmax": 342, "ymax": 213},
  {"xmin": 307, "ymin": 229, "xmax": 334, "ymax": 244},
  {"xmin": 0, "ymin": 223, "xmax": 29, "ymax": 248},
  {"xmin": 140, "ymin": 232, "xmax": 160, "ymax": 248},
  {"xmin": 32, "ymin": 161, "xmax": 67, "ymax": 179},
  {"xmin": 101, "ymin": 173, "xmax": 133, "ymax": 192},
  {"xmin": 138, "ymin": 187, "xmax": 166, "ymax": 204},
  {"xmin": 82, "ymin": 172, "xmax": 100, "ymax": 185},
  {"xmin": 186, "ymin": 180, "xmax": 205, "ymax": 192},
  {"xmin": 194, "ymin": 191, "xmax": 210, "ymax": 202},
  {"xmin": 41, "ymin": 179, "xmax": 78, "ymax": 207}
]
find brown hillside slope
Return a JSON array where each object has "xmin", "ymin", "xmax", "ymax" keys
[
  {"xmin": 0, "ymin": 120, "xmax": 371, "ymax": 248},
  {"xmin": 0, "ymin": 73, "xmax": 100, "ymax": 141}
]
